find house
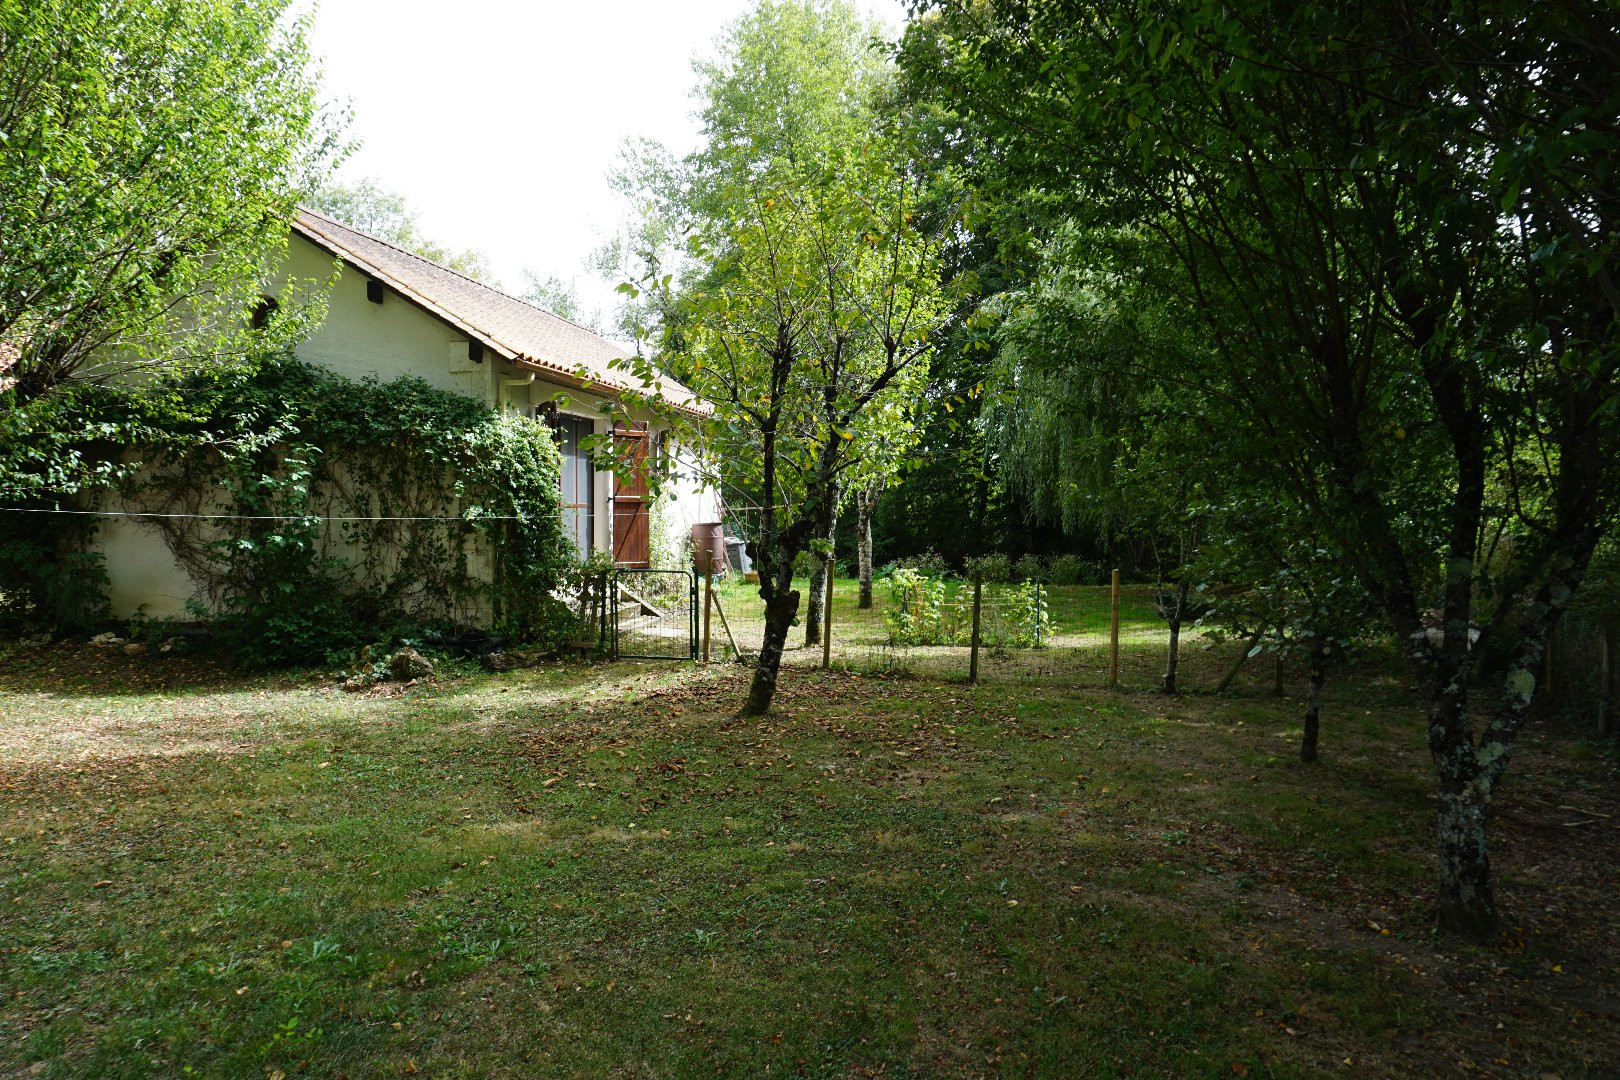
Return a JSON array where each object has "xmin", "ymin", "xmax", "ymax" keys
[{"xmin": 92, "ymin": 208, "xmax": 719, "ymax": 622}]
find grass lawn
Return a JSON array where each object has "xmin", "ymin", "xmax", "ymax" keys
[{"xmin": 1, "ymin": 621, "xmax": 1616, "ymax": 1077}]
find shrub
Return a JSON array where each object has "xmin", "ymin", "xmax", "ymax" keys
[
  {"xmin": 792, "ymin": 548, "xmax": 831, "ymax": 579},
  {"xmin": 884, "ymin": 567, "xmax": 966, "ymax": 646},
  {"xmin": 1013, "ymin": 553, "xmax": 1047, "ymax": 582},
  {"xmin": 898, "ymin": 550, "xmax": 952, "ymax": 578},
  {"xmin": 0, "ymin": 537, "xmax": 109, "ymax": 634},
  {"xmin": 965, "ymin": 552, "xmax": 1013, "ymax": 584},
  {"xmin": 1001, "ymin": 581, "xmax": 1052, "ymax": 647},
  {"xmin": 1047, "ymin": 554, "xmax": 1093, "ymax": 586}
]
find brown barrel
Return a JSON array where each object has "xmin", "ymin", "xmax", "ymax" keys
[{"xmin": 690, "ymin": 522, "xmax": 726, "ymax": 574}]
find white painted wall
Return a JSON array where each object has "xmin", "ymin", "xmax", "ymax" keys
[
  {"xmin": 275, "ymin": 236, "xmax": 497, "ymax": 403},
  {"xmin": 659, "ymin": 439, "xmax": 723, "ymax": 572}
]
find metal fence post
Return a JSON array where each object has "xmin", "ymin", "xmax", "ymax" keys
[
  {"xmin": 1034, "ymin": 580, "xmax": 1044, "ymax": 648},
  {"xmin": 1109, "ymin": 568, "xmax": 1120, "ymax": 688},
  {"xmin": 969, "ymin": 571, "xmax": 983, "ymax": 683}
]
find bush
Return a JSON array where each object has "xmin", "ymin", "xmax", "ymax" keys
[
  {"xmin": 1001, "ymin": 581, "xmax": 1052, "ymax": 647},
  {"xmin": 897, "ymin": 550, "xmax": 953, "ymax": 578},
  {"xmin": 1013, "ymin": 553, "xmax": 1047, "ymax": 582},
  {"xmin": 0, "ymin": 535, "xmax": 109, "ymax": 634},
  {"xmin": 2, "ymin": 356, "xmax": 574, "ymax": 666},
  {"xmin": 1047, "ymin": 554, "xmax": 1093, "ymax": 586},
  {"xmin": 965, "ymin": 552, "xmax": 1013, "ymax": 584},
  {"xmin": 884, "ymin": 567, "xmax": 966, "ymax": 646},
  {"xmin": 793, "ymin": 548, "xmax": 835, "ymax": 579}
]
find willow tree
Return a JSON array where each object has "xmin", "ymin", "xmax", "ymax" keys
[
  {"xmin": 614, "ymin": 0, "xmax": 949, "ymax": 714},
  {"xmin": 987, "ymin": 228, "xmax": 1219, "ymax": 692}
]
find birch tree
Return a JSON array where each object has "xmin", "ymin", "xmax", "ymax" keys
[{"xmin": 614, "ymin": 0, "xmax": 950, "ymax": 714}]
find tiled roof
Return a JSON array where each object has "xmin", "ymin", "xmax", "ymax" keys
[{"xmin": 292, "ymin": 208, "xmax": 700, "ymax": 412}]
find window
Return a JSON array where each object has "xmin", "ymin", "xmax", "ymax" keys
[
  {"xmin": 548, "ymin": 413, "xmax": 595, "ymax": 559},
  {"xmin": 249, "ymin": 296, "xmax": 279, "ymax": 330}
]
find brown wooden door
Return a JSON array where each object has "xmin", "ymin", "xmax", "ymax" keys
[{"xmin": 612, "ymin": 422, "xmax": 651, "ymax": 567}]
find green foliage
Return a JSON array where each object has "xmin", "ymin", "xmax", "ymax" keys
[
  {"xmin": 895, "ymin": 551, "xmax": 952, "ymax": 579},
  {"xmin": 0, "ymin": 538, "xmax": 108, "ymax": 634},
  {"xmin": 1, "ymin": 357, "xmax": 571, "ymax": 664},
  {"xmin": 1012, "ymin": 554, "xmax": 1046, "ymax": 583},
  {"xmin": 1, "ymin": 0, "xmax": 341, "ymax": 403},
  {"xmin": 880, "ymin": 566, "xmax": 1051, "ymax": 648},
  {"xmin": 1047, "ymin": 555, "xmax": 1093, "ymax": 587},
  {"xmin": 0, "ymin": 377, "xmax": 200, "ymax": 631},
  {"xmin": 965, "ymin": 553, "xmax": 1012, "ymax": 584},
  {"xmin": 1191, "ymin": 503, "xmax": 1377, "ymax": 669},
  {"xmin": 884, "ymin": 567, "xmax": 958, "ymax": 646},
  {"xmin": 905, "ymin": 0, "xmax": 1620, "ymax": 929},
  {"xmin": 999, "ymin": 581, "xmax": 1051, "ymax": 649}
]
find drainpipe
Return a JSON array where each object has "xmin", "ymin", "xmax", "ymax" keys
[{"xmin": 499, "ymin": 372, "xmax": 536, "ymax": 413}]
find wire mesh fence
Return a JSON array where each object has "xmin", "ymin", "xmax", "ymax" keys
[{"xmin": 698, "ymin": 572, "xmax": 1186, "ymax": 685}]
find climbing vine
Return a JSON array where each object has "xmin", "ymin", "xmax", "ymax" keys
[{"xmin": 0, "ymin": 356, "xmax": 574, "ymax": 664}]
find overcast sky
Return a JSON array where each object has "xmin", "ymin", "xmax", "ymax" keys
[{"xmin": 305, "ymin": 0, "xmax": 909, "ymax": 329}]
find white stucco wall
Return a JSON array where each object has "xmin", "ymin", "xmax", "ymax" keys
[
  {"xmin": 273, "ymin": 237, "xmax": 497, "ymax": 404},
  {"xmin": 98, "ymin": 512, "xmax": 212, "ymax": 621},
  {"xmin": 659, "ymin": 440, "xmax": 723, "ymax": 572}
]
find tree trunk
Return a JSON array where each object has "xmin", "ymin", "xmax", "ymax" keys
[
  {"xmin": 804, "ymin": 494, "xmax": 840, "ymax": 647},
  {"xmin": 856, "ymin": 481, "xmax": 879, "ymax": 609},
  {"xmin": 1434, "ymin": 768, "xmax": 1497, "ymax": 937},
  {"xmin": 1161, "ymin": 579, "xmax": 1189, "ymax": 694},
  {"xmin": 745, "ymin": 574, "xmax": 800, "ymax": 716},
  {"xmin": 1301, "ymin": 641, "xmax": 1325, "ymax": 762},
  {"xmin": 1216, "ymin": 628, "xmax": 1264, "ymax": 693}
]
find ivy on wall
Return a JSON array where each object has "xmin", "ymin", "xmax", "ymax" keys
[{"xmin": 0, "ymin": 357, "xmax": 574, "ymax": 665}]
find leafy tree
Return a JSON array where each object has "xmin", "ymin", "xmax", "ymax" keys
[
  {"xmin": 309, "ymin": 178, "xmax": 496, "ymax": 283},
  {"xmin": 0, "ymin": 0, "xmax": 339, "ymax": 405},
  {"xmin": 1194, "ymin": 498, "xmax": 1378, "ymax": 762},
  {"xmin": 904, "ymin": 0, "xmax": 1619, "ymax": 936},
  {"xmin": 614, "ymin": 0, "xmax": 952, "ymax": 715},
  {"xmin": 987, "ymin": 230, "xmax": 1220, "ymax": 692},
  {"xmin": 518, "ymin": 271, "xmax": 601, "ymax": 332}
]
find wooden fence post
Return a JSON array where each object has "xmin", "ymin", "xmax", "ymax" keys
[
  {"xmin": 702, "ymin": 564, "xmax": 714, "ymax": 663},
  {"xmin": 1109, "ymin": 568, "xmax": 1120, "ymax": 688},
  {"xmin": 822, "ymin": 571, "xmax": 833, "ymax": 671},
  {"xmin": 969, "ymin": 571, "xmax": 983, "ymax": 684}
]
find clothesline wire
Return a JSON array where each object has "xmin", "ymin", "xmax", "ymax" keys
[{"xmin": 0, "ymin": 507, "xmax": 517, "ymax": 522}]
